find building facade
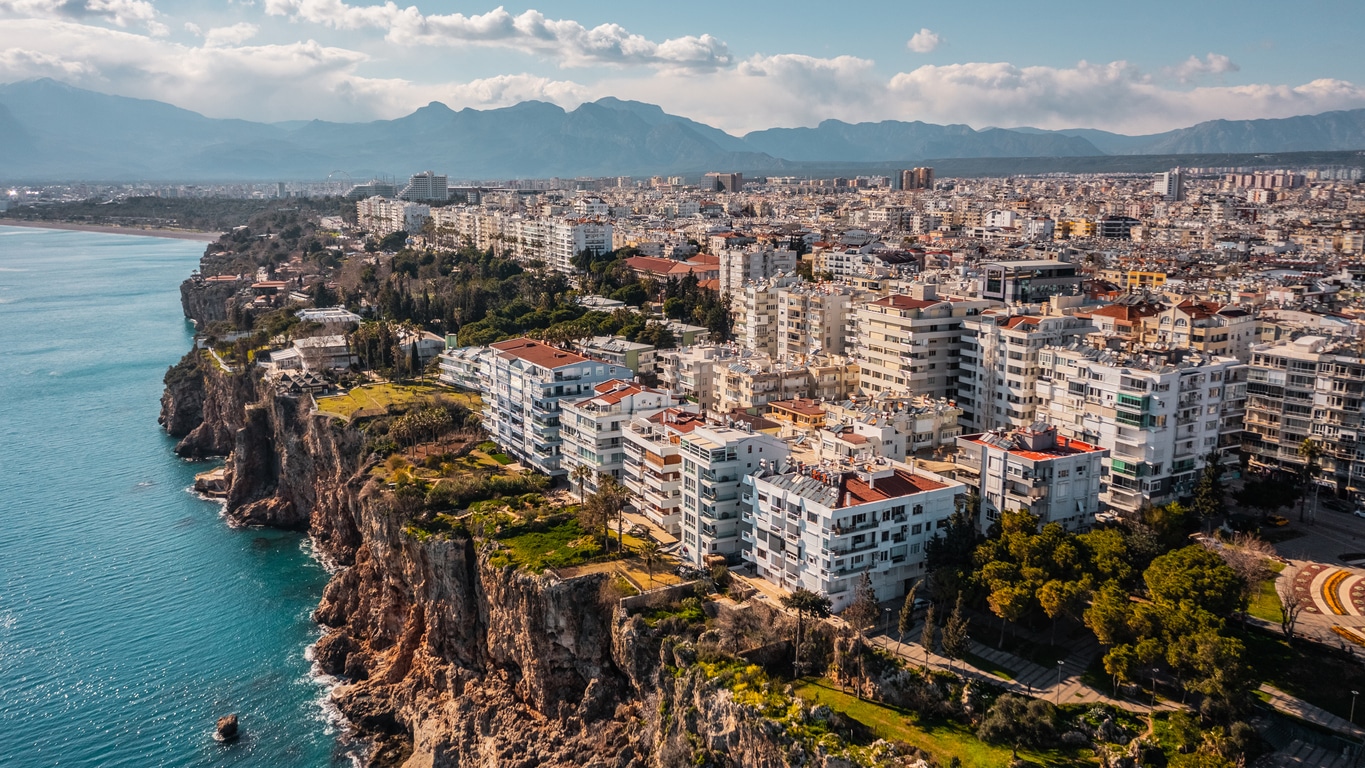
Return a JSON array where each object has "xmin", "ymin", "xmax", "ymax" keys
[{"xmin": 955, "ymin": 424, "xmax": 1108, "ymax": 530}]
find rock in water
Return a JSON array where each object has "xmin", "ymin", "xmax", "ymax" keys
[{"xmin": 216, "ymin": 714, "xmax": 239, "ymax": 742}]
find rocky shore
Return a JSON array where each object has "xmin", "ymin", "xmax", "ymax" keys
[{"xmin": 159, "ymin": 276, "xmax": 867, "ymax": 767}]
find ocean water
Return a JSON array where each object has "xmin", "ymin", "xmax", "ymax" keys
[{"xmin": 0, "ymin": 227, "xmax": 347, "ymax": 767}]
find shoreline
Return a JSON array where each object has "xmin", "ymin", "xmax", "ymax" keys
[{"xmin": 0, "ymin": 219, "xmax": 221, "ymax": 242}]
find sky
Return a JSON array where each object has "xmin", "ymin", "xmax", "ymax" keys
[{"xmin": 2, "ymin": 0, "xmax": 1364, "ymax": 135}]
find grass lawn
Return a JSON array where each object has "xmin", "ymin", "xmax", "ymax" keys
[
  {"xmin": 964, "ymin": 651, "xmax": 1016, "ymax": 681},
  {"xmin": 792, "ymin": 679, "xmax": 1092, "ymax": 767},
  {"xmin": 1248, "ymin": 561, "xmax": 1286, "ymax": 624},
  {"xmin": 1237, "ymin": 624, "xmax": 1365, "ymax": 720},
  {"xmin": 316, "ymin": 382, "xmax": 480, "ymax": 420},
  {"xmin": 489, "ymin": 517, "xmax": 604, "ymax": 572}
]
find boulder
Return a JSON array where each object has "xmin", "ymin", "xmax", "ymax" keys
[{"xmin": 216, "ymin": 714, "xmax": 239, "ymax": 741}]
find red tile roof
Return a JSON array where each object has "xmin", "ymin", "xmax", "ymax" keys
[
  {"xmin": 840, "ymin": 469, "xmax": 946, "ymax": 507},
  {"xmin": 491, "ymin": 338, "xmax": 589, "ymax": 368}
]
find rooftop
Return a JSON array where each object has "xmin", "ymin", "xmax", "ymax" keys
[{"xmin": 491, "ymin": 337, "xmax": 590, "ymax": 369}]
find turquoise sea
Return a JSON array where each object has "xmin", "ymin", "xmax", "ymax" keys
[{"xmin": 0, "ymin": 226, "xmax": 348, "ymax": 767}]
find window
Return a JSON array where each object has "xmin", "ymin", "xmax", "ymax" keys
[
  {"xmin": 912, "ymin": 523, "xmax": 923, "ymax": 535},
  {"xmin": 913, "ymin": 504, "xmax": 924, "ymax": 516}
]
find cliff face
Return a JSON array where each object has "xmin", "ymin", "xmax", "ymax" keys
[
  {"xmin": 180, "ymin": 276, "xmax": 245, "ymax": 327},
  {"xmin": 158, "ymin": 351, "xmax": 257, "ymax": 458}
]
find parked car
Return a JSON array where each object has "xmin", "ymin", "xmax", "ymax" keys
[
  {"xmin": 1265, "ymin": 515, "xmax": 1290, "ymax": 527},
  {"xmin": 1353, "ymin": 509, "xmax": 1365, "ymax": 520}
]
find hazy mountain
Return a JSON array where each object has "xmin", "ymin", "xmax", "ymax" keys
[
  {"xmin": 742, "ymin": 119, "xmax": 1103, "ymax": 162},
  {"xmin": 1, "ymin": 78, "xmax": 1364, "ymax": 181}
]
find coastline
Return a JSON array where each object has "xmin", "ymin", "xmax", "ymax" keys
[{"xmin": 0, "ymin": 218, "xmax": 220, "ymax": 242}]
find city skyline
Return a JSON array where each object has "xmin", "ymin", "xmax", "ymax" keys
[{"xmin": 1, "ymin": 1, "xmax": 1364, "ymax": 134}]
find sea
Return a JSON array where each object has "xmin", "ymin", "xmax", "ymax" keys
[{"xmin": 0, "ymin": 226, "xmax": 351, "ymax": 767}]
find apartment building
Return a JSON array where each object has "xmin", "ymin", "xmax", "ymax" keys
[
  {"xmin": 853, "ymin": 284, "xmax": 994, "ymax": 400},
  {"xmin": 955, "ymin": 424, "xmax": 1108, "ymax": 530},
  {"xmin": 1034, "ymin": 346, "xmax": 1245, "ymax": 513},
  {"xmin": 819, "ymin": 396, "xmax": 963, "ymax": 461},
  {"xmin": 978, "ymin": 260, "xmax": 1084, "ymax": 305},
  {"xmin": 561, "ymin": 380, "xmax": 679, "ymax": 495},
  {"xmin": 1140, "ymin": 300, "xmax": 1257, "ymax": 362},
  {"xmin": 719, "ymin": 246, "xmax": 797, "ymax": 295},
  {"xmin": 732, "ymin": 275, "xmax": 798, "ymax": 357},
  {"xmin": 676, "ymin": 423, "xmax": 789, "ymax": 566},
  {"xmin": 957, "ymin": 310, "xmax": 1096, "ymax": 431},
  {"xmin": 481, "ymin": 338, "xmax": 633, "ymax": 477},
  {"xmin": 356, "ymin": 196, "xmax": 430, "ymax": 237},
  {"xmin": 743, "ymin": 458, "xmax": 964, "ymax": 610},
  {"xmin": 1243, "ymin": 336, "xmax": 1365, "ymax": 496},
  {"xmin": 616, "ymin": 405, "xmax": 698, "ymax": 536},
  {"xmin": 776, "ymin": 281, "xmax": 856, "ymax": 359}
]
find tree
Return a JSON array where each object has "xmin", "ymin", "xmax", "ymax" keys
[
  {"xmin": 1103, "ymin": 644, "xmax": 1138, "ymax": 697},
  {"xmin": 569, "ymin": 463, "xmax": 593, "ymax": 504},
  {"xmin": 781, "ymin": 588, "xmax": 832, "ymax": 675},
  {"xmin": 636, "ymin": 538, "xmax": 662, "ymax": 588},
  {"xmin": 977, "ymin": 694, "xmax": 1058, "ymax": 759},
  {"xmin": 1298, "ymin": 438, "xmax": 1323, "ymax": 524},
  {"xmin": 940, "ymin": 595, "xmax": 971, "ymax": 673},
  {"xmin": 1039, "ymin": 577, "xmax": 1092, "ymax": 646},
  {"xmin": 1144, "ymin": 545, "xmax": 1242, "ymax": 616},
  {"xmin": 1190, "ymin": 450, "xmax": 1226, "ymax": 533},
  {"xmin": 842, "ymin": 573, "xmax": 881, "ymax": 698},
  {"xmin": 1233, "ymin": 478, "xmax": 1299, "ymax": 520},
  {"xmin": 897, "ymin": 582, "xmax": 918, "ymax": 655},
  {"xmin": 1216, "ymin": 533, "xmax": 1275, "ymax": 623},
  {"xmin": 1277, "ymin": 565, "xmax": 1309, "ymax": 640},
  {"xmin": 919, "ymin": 605, "xmax": 937, "ymax": 671},
  {"xmin": 583, "ymin": 474, "xmax": 629, "ymax": 552}
]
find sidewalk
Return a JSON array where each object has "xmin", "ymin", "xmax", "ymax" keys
[{"xmin": 1261, "ymin": 685, "xmax": 1365, "ymax": 740}]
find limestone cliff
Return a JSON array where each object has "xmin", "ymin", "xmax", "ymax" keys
[
  {"xmin": 158, "ymin": 351, "xmax": 257, "ymax": 458},
  {"xmin": 180, "ymin": 275, "xmax": 246, "ymax": 327}
]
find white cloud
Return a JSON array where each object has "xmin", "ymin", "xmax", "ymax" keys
[
  {"xmin": 262, "ymin": 2, "xmax": 732, "ymax": 70},
  {"xmin": 907, "ymin": 28, "xmax": 940, "ymax": 54},
  {"xmin": 1164, "ymin": 52, "xmax": 1239, "ymax": 83},
  {"xmin": 0, "ymin": 0, "xmax": 161, "ymax": 30},
  {"xmin": 203, "ymin": 22, "xmax": 260, "ymax": 47}
]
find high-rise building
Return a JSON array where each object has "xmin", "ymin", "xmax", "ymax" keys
[
  {"xmin": 401, "ymin": 170, "xmax": 449, "ymax": 202},
  {"xmin": 957, "ymin": 310, "xmax": 1096, "ymax": 431},
  {"xmin": 852, "ymin": 284, "xmax": 995, "ymax": 400},
  {"xmin": 898, "ymin": 167, "xmax": 935, "ymax": 190},
  {"xmin": 1243, "ymin": 336, "xmax": 1365, "ymax": 496},
  {"xmin": 1154, "ymin": 169, "xmax": 1184, "ymax": 202},
  {"xmin": 676, "ymin": 422, "xmax": 788, "ymax": 566},
  {"xmin": 1034, "ymin": 347, "xmax": 1245, "ymax": 513},
  {"xmin": 704, "ymin": 172, "xmax": 744, "ymax": 192}
]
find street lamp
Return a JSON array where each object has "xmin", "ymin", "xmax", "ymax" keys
[
  {"xmin": 1055, "ymin": 660, "xmax": 1065, "ymax": 705},
  {"xmin": 1151, "ymin": 668, "xmax": 1160, "ymax": 708},
  {"xmin": 1352, "ymin": 690, "xmax": 1360, "ymax": 725},
  {"xmin": 884, "ymin": 606, "xmax": 892, "ymax": 634}
]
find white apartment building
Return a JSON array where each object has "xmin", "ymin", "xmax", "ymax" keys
[
  {"xmin": 357, "ymin": 196, "xmax": 430, "ymax": 237},
  {"xmin": 743, "ymin": 459, "xmax": 965, "ymax": 610},
  {"xmin": 677, "ymin": 423, "xmax": 789, "ymax": 566},
  {"xmin": 719, "ymin": 246, "xmax": 798, "ymax": 295},
  {"xmin": 957, "ymin": 310, "xmax": 1096, "ymax": 431},
  {"xmin": 622, "ymin": 407, "xmax": 706, "ymax": 536},
  {"xmin": 955, "ymin": 424, "xmax": 1108, "ymax": 531},
  {"xmin": 560, "ymin": 381, "xmax": 679, "ymax": 495},
  {"xmin": 426, "ymin": 206, "xmax": 611, "ymax": 274},
  {"xmin": 853, "ymin": 284, "xmax": 995, "ymax": 400},
  {"xmin": 732, "ymin": 275, "xmax": 798, "ymax": 357},
  {"xmin": 819, "ymin": 396, "xmax": 963, "ymax": 461},
  {"xmin": 1243, "ymin": 336, "xmax": 1365, "ymax": 496},
  {"xmin": 1034, "ymin": 346, "xmax": 1245, "ymax": 513},
  {"xmin": 776, "ymin": 282, "xmax": 856, "ymax": 359},
  {"xmin": 482, "ymin": 338, "xmax": 633, "ymax": 477},
  {"xmin": 401, "ymin": 171, "xmax": 448, "ymax": 202},
  {"xmin": 547, "ymin": 219, "xmax": 613, "ymax": 274}
]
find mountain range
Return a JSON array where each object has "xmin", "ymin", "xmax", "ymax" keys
[{"xmin": 2, "ymin": 78, "xmax": 1365, "ymax": 181}]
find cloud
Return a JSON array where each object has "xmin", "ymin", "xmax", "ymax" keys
[
  {"xmin": 262, "ymin": 2, "xmax": 732, "ymax": 70},
  {"xmin": 1164, "ymin": 52, "xmax": 1239, "ymax": 83},
  {"xmin": 0, "ymin": 0, "xmax": 161, "ymax": 30},
  {"xmin": 203, "ymin": 22, "xmax": 260, "ymax": 47},
  {"xmin": 907, "ymin": 28, "xmax": 940, "ymax": 54}
]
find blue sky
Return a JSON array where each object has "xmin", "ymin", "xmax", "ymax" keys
[{"xmin": 1, "ymin": 0, "xmax": 1363, "ymax": 134}]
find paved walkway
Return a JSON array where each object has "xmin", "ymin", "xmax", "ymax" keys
[{"xmin": 1261, "ymin": 684, "xmax": 1365, "ymax": 740}]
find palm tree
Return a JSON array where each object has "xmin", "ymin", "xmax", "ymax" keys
[
  {"xmin": 781, "ymin": 588, "xmax": 832, "ymax": 676},
  {"xmin": 569, "ymin": 463, "xmax": 593, "ymax": 505},
  {"xmin": 636, "ymin": 538, "xmax": 662, "ymax": 588}
]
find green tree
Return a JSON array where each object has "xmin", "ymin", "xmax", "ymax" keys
[
  {"xmin": 897, "ymin": 582, "xmax": 918, "ymax": 655},
  {"xmin": 940, "ymin": 595, "xmax": 971, "ymax": 673},
  {"xmin": 1298, "ymin": 438, "xmax": 1323, "ymax": 524},
  {"xmin": 569, "ymin": 463, "xmax": 593, "ymax": 504},
  {"xmin": 919, "ymin": 604, "xmax": 937, "ymax": 670},
  {"xmin": 636, "ymin": 538, "xmax": 662, "ymax": 588},
  {"xmin": 1191, "ymin": 450, "xmax": 1226, "ymax": 532},
  {"xmin": 842, "ymin": 573, "xmax": 881, "ymax": 697},
  {"xmin": 977, "ymin": 694, "xmax": 1058, "ymax": 759},
  {"xmin": 1144, "ymin": 545, "xmax": 1241, "ymax": 616},
  {"xmin": 781, "ymin": 588, "xmax": 832, "ymax": 675}
]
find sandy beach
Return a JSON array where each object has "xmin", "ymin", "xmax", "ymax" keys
[{"xmin": 0, "ymin": 218, "xmax": 221, "ymax": 242}]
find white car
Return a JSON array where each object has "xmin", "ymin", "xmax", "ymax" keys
[{"xmin": 1353, "ymin": 509, "xmax": 1365, "ymax": 519}]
